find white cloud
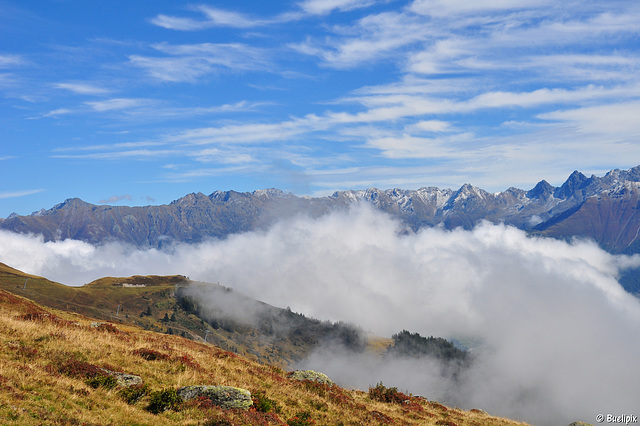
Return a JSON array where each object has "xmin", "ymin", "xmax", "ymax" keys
[
  {"xmin": 290, "ymin": 11, "xmax": 432, "ymax": 68},
  {"xmin": 53, "ymin": 82, "xmax": 111, "ymax": 95},
  {"xmin": 406, "ymin": 38, "xmax": 472, "ymax": 74},
  {"xmin": 293, "ymin": 1, "xmax": 630, "ymax": 71},
  {"xmin": 0, "ymin": 208, "xmax": 639, "ymax": 424},
  {"xmin": 409, "ymin": 119, "xmax": 452, "ymax": 132},
  {"xmin": 129, "ymin": 43, "xmax": 270, "ymax": 82},
  {"xmin": 152, "ymin": 42, "xmax": 267, "ymax": 62},
  {"xmin": 0, "ymin": 189, "xmax": 45, "ymax": 200},
  {"xmin": 410, "ymin": 0, "xmax": 551, "ymax": 17},
  {"xmin": 151, "ymin": 5, "xmax": 277, "ymax": 30},
  {"xmin": 523, "ymin": 54, "xmax": 640, "ymax": 82},
  {"xmin": 498, "ymin": 10, "xmax": 640, "ymax": 48},
  {"xmin": 0, "ymin": 54, "xmax": 25, "ymax": 68},
  {"xmin": 161, "ymin": 165, "xmax": 255, "ymax": 183},
  {"xmin": 128, "ymin": 55, "xmax": 215, "ymax": 83},
  {"xmin": 334, "ymin": 84, "xmax": 640, "ymax": 123},
  {"xmin": 366, "ymin": 133, "xmax": 473, "ymax": 159},
  {"xmin": 43, "ymin": 108, "xmax": 73, "ymax": 117},
  {"xmin": 98, "ymin": 194, "xmax": 133, "ymax": 204},
  {"xmin": 189, "ymin": 147, "xmax": 256, "ymax": 164},
  {"xmin": 0, "ymin": 73, "xmax": 17, "ymax": 89},
  {"xmin": 528, "ymin": 53, "xmax": 639, "ymax": 68},
  {"xmin": 298, "ymin": 0, "xmax": 377, "ymax": 15},
  {"xmin": 85, "ymin": 98, "xmax": 150, "ymax": 112},
  {"xmin": 52, "ymin": 149, "xmax": 177, "ymax": 160},
  {"xmin": 464, "ymin": 85, "xmax": 635, "ymax": 109},
  {"xmin": 151, "ymin": 1, "xmax": 377, "ymax": 32},
  {"xmin": 70, "ymin": 99, "xmax": 264, "ymax": 122},
  {"xmin": 538, "ymin": 101, "xmax": 640, "ymax": 137},
  {"xmin": 406, "ymin": 16, "xmax": 640, "ymax": 76},
  {"xmin": 196, "ymin": 6, "xmax": 266, "ymax": 28},
  {"xmin": 169, "ymin": 120, "xmax": 310, "ymax": 145},
  {"xmin": 151, "ymin": 14, "xmax": 210, "ymax": 31},
  {"xmin": 132, "ymin": 101, "xmax": 269, "ymax": 119}
]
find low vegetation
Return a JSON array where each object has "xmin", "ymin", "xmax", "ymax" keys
[
  {"xmin": 0, "ymin": 286, "xmax": 530, "ymax": 425},
  {"xmin": 387, "ymin": 330, "xmax": 470, "ymax": 364}
]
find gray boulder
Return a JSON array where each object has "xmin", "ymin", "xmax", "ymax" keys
[
  {"xmin": 111, "ymin": 372, "xmax": 143, "ymax": 387},
  {"xmin": 99, "ymin": 368, "xmax": 143, "ymax": 387},
  {"xmin": 177, "ymin": 385, "xmax": 252, "ymax": 410},
  {"xmin": 288, "ymin": 370, "xmax": 334, "ymax": 385}
]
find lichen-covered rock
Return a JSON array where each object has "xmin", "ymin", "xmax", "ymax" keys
[
  {"xmin": 99, "ymin": 368, "xmax": 143, "ymax": 387},
  {"xmin": 177, "ymin": 385, "xmax": 252, "ymax": 410},
  {"xmin": 111, "ymin": 372, "xmax": 143, "ymax": 387},
  {"xmin": 288, "ymin": 370, "xmax": 334, "ymax": 385}
]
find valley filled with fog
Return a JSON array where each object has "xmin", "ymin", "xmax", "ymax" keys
[{"xmin": 2, "ymin": 206, "xmax": 639, "ymax": 425}]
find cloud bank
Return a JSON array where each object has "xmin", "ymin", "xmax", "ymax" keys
[{"xmin": 1, "ymin": 206, "xmax": 639, "ymax": 424}]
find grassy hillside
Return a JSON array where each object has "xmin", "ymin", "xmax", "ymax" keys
[
  {"xmin": 0, "ymin": 264, "xmax": 366, "ymax": 367},
  {"xmin": 0, "ymin": 285, "xmax": 531, "ymax": 425}
]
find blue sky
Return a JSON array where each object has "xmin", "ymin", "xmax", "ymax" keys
[{"xmin": 2, "ymin": 0, "xmax": 640, "ymax": 217}]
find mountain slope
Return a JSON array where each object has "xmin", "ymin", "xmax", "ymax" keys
[
  {"xmin": 533, "ymin": 182, "xmax": 640, "ymax": 253},
  {"xmin": 0, "ymin": 287, "xmax": 532, "ymax": 425},
  {"xmin": 0, "ymin": 262, "xmax": 371, "ymax": 368},
  {"xmin": 3, "ymin": 166, "xmax": 640, "ymax": 257}
]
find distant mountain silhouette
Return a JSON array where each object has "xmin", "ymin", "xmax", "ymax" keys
[{"xmin": 3, "ymin": 167, "xmax": 640, "ymax": 260}]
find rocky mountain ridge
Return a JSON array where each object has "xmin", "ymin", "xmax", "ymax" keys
[{"xmin": 2, "ymin": 166, "xmax": 640, "ymax": 256}]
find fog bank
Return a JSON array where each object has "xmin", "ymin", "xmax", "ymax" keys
[{"xmin": 1, "ymin": 206, "xmax": 639, "ymax": 424}]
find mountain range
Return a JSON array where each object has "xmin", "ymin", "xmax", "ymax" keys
[{"xmin": 3, "ymin": 166, "xmax": 640, "ymax": 257}]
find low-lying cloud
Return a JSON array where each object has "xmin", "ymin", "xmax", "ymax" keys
[{"xmin": 1, "ymin": 206, "xmax": 639, "ymax": 425}]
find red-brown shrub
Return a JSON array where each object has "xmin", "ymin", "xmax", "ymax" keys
[
  {"xmin": 133, "ymin": 347, "xmax": 170, "ymax": 361},
  {"xmin": 18, "ymin": 311, "xmax": 77, "ymax": 327},
  {"xmin": 95, "ymin": 323, "xmax": 124, "ymax": 334},
  {"xmin": 429, "ymin": 401, "xmax": 449, "ymax": 411},
  {"xmin": 435, "ymin": 420, "xmax": 458, "ymax": 426},
  {"xmin": 57, "ymin": 358, "xmax": 104, "ymax": 379},
  {"xmin": 368, "ymin": 382, "xmax": 410, "ymax": 404},
  {"xmin": 173, "ymin": 353, "xmax": 201, "ymax": 371},
  {"xmin": 369, "ymin": 410, "xmax": 394, "ymax": 424}
]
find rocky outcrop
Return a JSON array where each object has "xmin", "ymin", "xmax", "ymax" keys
[
  {"xmin": 109, "ymin": 371, "xmax": 143, "ymax": 387},
  {"xmin": 99, "ymin": 368, "xmax": 143, "ymax": 387},
  {"xmin": 288, "ymin": 370, "xmax": 334, "ymax": 385},
  {"xmin": 177, "ymin": 385, "xmax": 252, "ymax": 410}
]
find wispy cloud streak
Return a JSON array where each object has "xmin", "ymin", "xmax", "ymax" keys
[
  {"xmin": 0, "ymin": 189, "xmax": 45, "ymax": 200},
  {"xmin": 129, "ymin": 43, "xmax": 271, "ymax": 82},
  {"xmin": 53, "ymin": 82, "xmax": 111, "ymax": 95}
]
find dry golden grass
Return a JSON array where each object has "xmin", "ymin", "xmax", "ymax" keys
[
  {"xmin": 366, "ymin": 335, "xmax": 394, "ymax": 356},
  {"xmin": 0, "ymin": 289, "xmax": 530, "ymax": 425}
]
